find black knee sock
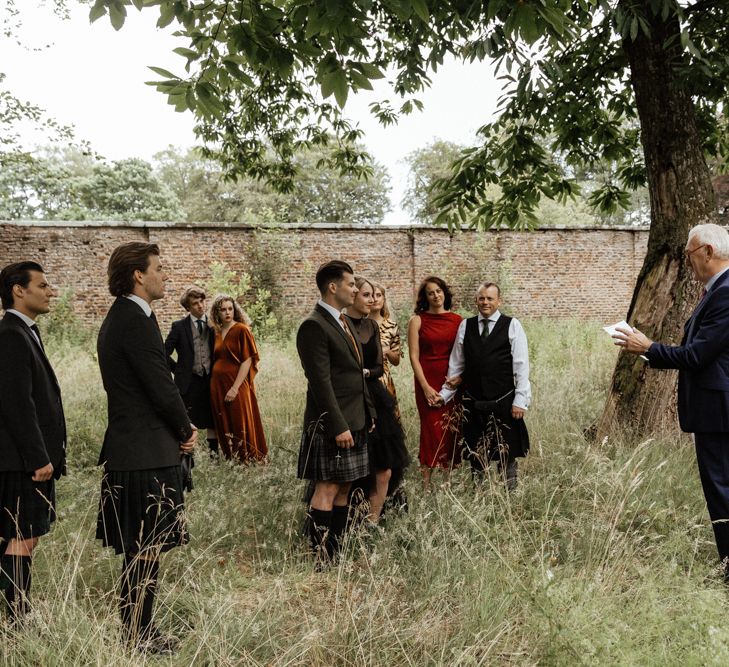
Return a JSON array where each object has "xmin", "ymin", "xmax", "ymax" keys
[
  {"xmin": 207, "ymin": 439, "xmax": 219, "ymax": 454},
  {"xmin": 308, "ymin": 508, "xmax": 333, "ymax": 562},
  {"xmin": 120, "ymin": 555, "xmax": 159, "ymax": 641},
  {"xmin": 329, "ymin": 505, "xmax": 349, "ymax": 556},
  {"xmin": 1, "ymin": 554, "xmax": 32, "ymax": 620}
]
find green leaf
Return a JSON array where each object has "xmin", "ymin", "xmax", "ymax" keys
[
  {"xmin": 353, "ymin": 62, "xmax": 385, "ymax": 80},
  {"xmin": 109, "ymin": 2, "xmax": 127, "ymax": 31},
  {"xmin": 173, "ymin": 47, "xmax": 200, "ymax": 61},
  {"xmin": 349, "ymin": 69, "xmax": 374, "ymax": 91},
  {"xmin": 131, "ymin": 0, "xmax": 144, "ymax": 10},
  {"xmin": 88, "ymin": 2, "xmax": 106, "ymax": 23},
  {"xmin": 148, "ymin": 66, "xmax": 179, "ymax": 79},
  {"xmin": 410, "ymin": 0, "xmax": 430, "ymax": 22},
  {"xmin": 157, "ymin": 3, "xmax": 176, "ymax": 29},
  {"xmin": 630, "ymin": 17, "xmax": 638, "ymax": 42}
]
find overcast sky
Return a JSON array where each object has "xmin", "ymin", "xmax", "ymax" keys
[{"xmin": 1, "ymin": 3, "xmax": 502, "ymax": 224}]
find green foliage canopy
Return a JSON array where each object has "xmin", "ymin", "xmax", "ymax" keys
[{"xmin": 90, "ymin": 0, "xmax": 729, "ymax": 230}]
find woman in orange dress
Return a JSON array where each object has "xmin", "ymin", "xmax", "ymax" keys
[
  {"xmin": 407, "ymin": 277, "xmax": 462, "ymax": 490},
  {"xmin": 209, "ymin": 294, "xmax": 267, "ymax": 463}
]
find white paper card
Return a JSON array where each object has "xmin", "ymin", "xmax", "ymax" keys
[{"xmin": 603, "ymin": 320, "xmax": 648, "ymax": 361}]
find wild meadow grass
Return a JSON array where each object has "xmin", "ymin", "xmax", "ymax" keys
[{"xmin": 3, "ymin": 319, "xmax": 729, "ymax": 665}]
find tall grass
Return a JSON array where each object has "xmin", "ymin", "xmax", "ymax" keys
[{"xmin": 4, "ymin": 319, "xmax": 729, "ymax": 665}]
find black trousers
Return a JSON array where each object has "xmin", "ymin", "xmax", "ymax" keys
[
  {"xmin": 694, "ymin": 432, "xmax": 729, "ymax": 562},
  {"xmin": 182, "ymin": 373, "xmax": 213, "ymax": 429}
]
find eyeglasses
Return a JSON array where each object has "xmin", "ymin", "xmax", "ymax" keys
[{"xmin": 684, "ymin": 243, "xmax": 707, "ymax": 260}]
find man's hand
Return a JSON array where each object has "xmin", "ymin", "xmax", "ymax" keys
[
  {"xmin": 180, "ymin": 426, "xmax": 198, "ymax": 453},
  {"xmin": 612, "ymin": 326, "xmax": 653, "ymax": 355},
  {"xmin": 369, "ymin": 418, "xmax": 376, "ymax": 433},
  {"xmin": 432, "ymin": 394, "xmax": 445, "ymax": 407},
  {"xmin": 511, "ymin": 406, "xmax": 525, "ymax": 420},
  {"xmin": 224, "ymin": 386, "xmax": 239, "ymax": 402},
  {"xmin": 335, "ymin": 429, "xmax": 355, "ymax": 449},
  {"xmin": 444, "ymin": 375, "xmax": 462, "ymax": 390},
  {"xmin": 32, "ymin": 462, "xmax": 54, "ymax": 482}
]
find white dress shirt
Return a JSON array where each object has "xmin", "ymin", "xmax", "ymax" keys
[
  {"xmin": 317, "ymin": 299, "xmax": 345, "ymax": 329},
  {"xmin": 6, "ymin": 308, "xmax": 42, "ymax": 347},
  {"xmin": 439, "ymin": 310, "xmax": 531, "ymax": 410},
  {"xmin": 124, "ymin": 293, "xmax": 152, "ymax": 317}
]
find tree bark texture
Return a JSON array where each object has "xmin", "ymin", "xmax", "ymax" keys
[{"xmin": 596, "ymin": 4, "xmax": 718, "ymax": 438}]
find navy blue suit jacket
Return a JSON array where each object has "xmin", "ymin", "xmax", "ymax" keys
[{"xmin": 646, "ymin": 269, "xmax": 729, "ymax": 433}]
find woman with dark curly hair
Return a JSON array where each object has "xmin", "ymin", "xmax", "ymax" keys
[
  {"xmin": 209, "ymin": 295, "xmax": 267, "ymax": 463},
  {"xmin": 407, "ymin": 276, "xmax": 462, "ymax": 490}
]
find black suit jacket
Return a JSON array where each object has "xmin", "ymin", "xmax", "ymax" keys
[
  {"xmin": 97, "ymin": 297, "xmax": 193, "ymax": 471},
  {"xmin": 0, "ymin": 312, "xmax": 66, "ymax": 477},
  {"xmin": 647, "ymin": 269, "xmax": 729, "ymax": 433},
  {"xmin": 296, "ymin": 304, "xmax": 375, "ymax": 438},
  {"xmin": 164, "ymin": 314, "xmax": 214, "ymax": 394}
]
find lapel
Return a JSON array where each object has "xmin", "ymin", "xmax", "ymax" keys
[
  {"xmin": 3, "ymin": 312, "xmax": 60, "ymax": 391},
  {"xmin": 314, "ymin": 303, "xmax": 361, "ymax": 365},
  {"xmin": 182, "ymin": 314, "xmax": 194, "ymax": 352},
  {"xmin": 686, "ymin": 269, "xmax": 729, "ymax": 341}
]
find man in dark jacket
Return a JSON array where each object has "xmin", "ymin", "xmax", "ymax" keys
[
  {"xmin": 165, "ymin": 286, "xmax": 217, "ymax": 456},
  {"xmin": 0, "ymin": 261, "xmax": 66, "ymax": 621},
  {"xmin": 616, "ymin": 223, "xmax": 729, "ymax": 580},
  {"xmin": 296, "ymin": 260, "xmax": 375, "ymax": 564},
  {"xmin": 96, "ymin": 242, "xmax": 196, "ymax": 654}
]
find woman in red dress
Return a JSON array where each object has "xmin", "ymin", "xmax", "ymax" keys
[
  {"xmin": 209, "ymin": 295, "xmax": 267, "ymax": 463},
  {"xmin": 407, "ymin": 277, "xmax": 462, "ymax": 490}
]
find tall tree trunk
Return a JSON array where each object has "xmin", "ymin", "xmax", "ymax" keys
[{"xmin": 595, "ymin": 5, "xmax": 717, "ymax": 438}]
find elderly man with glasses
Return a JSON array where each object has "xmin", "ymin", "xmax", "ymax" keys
[{"xmin": 614, "ymin": 223, "xmax": 729, "ymax": 581}]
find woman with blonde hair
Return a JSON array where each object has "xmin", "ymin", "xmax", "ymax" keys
[
  {"xmin": 347, "ymin": 278, "xmax": 409, "ymax": 523},
  {"xmin": 209, "ymin": 294, "xmax": 267, "ymax": 463}
]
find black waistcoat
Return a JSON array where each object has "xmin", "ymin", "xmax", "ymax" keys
[{"xmin": 461, "ymin": 314, "xmax": 514, "ymax": 400}]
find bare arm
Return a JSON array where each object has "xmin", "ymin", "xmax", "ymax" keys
[
  {"xmin": 225, "ymin": 357, "xmax": 253, "ymax": 402},
  {"xmin": 407, "ymin": 315, "xmax": 440, "ymax": 405}
]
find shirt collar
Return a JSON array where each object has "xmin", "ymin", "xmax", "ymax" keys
[
  {"xmin": 124, "ymin": 294, "xmax": 152, "ymax": 317},
  {"xmin": 478, "ymin": 310, "xmax": 501, "ymax": 324},
  {"xmin": 318, "ymin": 298, "xmax": 343, "ymax": 322},
  {"xmin": 705, "ymin": 266, "xmax": 729, "ymax": 293},
  {"xmin": 6, "ymin": 308, "xmax": 37, "ymax": 328}
]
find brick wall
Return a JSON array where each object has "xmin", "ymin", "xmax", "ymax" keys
[{"xmin": 0, "ymin": 221, "xmax": 649, "ymax": 331}]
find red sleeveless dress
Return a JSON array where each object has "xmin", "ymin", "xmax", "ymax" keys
[{"xmin": 415, "ymin": 311, "xmax": 463, "ymax": 468}]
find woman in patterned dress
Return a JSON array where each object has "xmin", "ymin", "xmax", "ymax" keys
[{"xmin": 370, "ymin": 284, "xmax": 402, "ymax": 407}]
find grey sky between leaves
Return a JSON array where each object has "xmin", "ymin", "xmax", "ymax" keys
[{"xmin": 1, "ymin": 3, "xmax": 502, "ymax": 225}]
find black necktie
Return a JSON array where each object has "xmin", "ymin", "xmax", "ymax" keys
[
  {"xmin": 481, "ymin": 319, "xmax": 490, "ymax": 341},
  {"xmin": 196, "ymin": 319, "xmax": 204, "ymax": 336},
  {"xmin": 30, "ymin": 324, "xmax": 45, "ymax": 352}
]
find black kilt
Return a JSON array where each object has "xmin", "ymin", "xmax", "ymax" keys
[
  {"xmin": 96, "ymin": 466, "xmax": 188, "ymax": 556},
  {"xmin": 182, "ymin": 373, "xmax": 213, "ymax": 429},
  {"xmin": 366, "ymin": 380, "xmax": 410, "ymax": 475},
  {"xmin": 297, "ymin": 426, "xmax": 370, "ymax": 482},
  {"xmin": 0, "ymin": 472, "xmax": 56, "ymax": 551},
  {"xmin": 461, "ymin": 394, "xmax": 529, "ymax": 467}
]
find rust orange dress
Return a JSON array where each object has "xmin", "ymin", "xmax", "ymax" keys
[{"xmin": 210, "ymin": 322, "xmax": 268, "ymax": 463}]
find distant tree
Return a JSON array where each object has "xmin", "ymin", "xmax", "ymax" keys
[
  {"xmin": 402, "ymin": 140, "xmax": 468, "ymax": 225},
  {"xmin": 0, "ymin": 149, "xmax": 181, "ymax": 221},
  {"xmin": 155, "ymin": 144, "xmax": 390, "ymax": 224},
  {"xmin": 286, "ymin": 146, "xmax": 390, "ymax": 225},
  {"xmin": 154, "ymin": 146, "xmax": 287, "ymax": 223}
]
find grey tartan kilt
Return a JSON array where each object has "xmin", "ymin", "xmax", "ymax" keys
[{"xmin": 297, "ymin": 425, "xmax": 370, "ymax": 482}]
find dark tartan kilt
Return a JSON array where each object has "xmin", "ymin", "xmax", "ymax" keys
[
  {"xmin": 461, "ymin": 397, "xmax": 530, "ymax": 462},
  {"xmin": 0, "ymin": 472, "xmax": 56, "ymax": 550},
  {"xmin": 96, "ymin": 466, "xmax": 188, "ymax": 556},
  {"xmin": 182, "ymin": 373, "xmax": 213, "ymax": 429},
  {"xmin": 297, "ymin": 426, "xmax": 370, "ymax": 483}
]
